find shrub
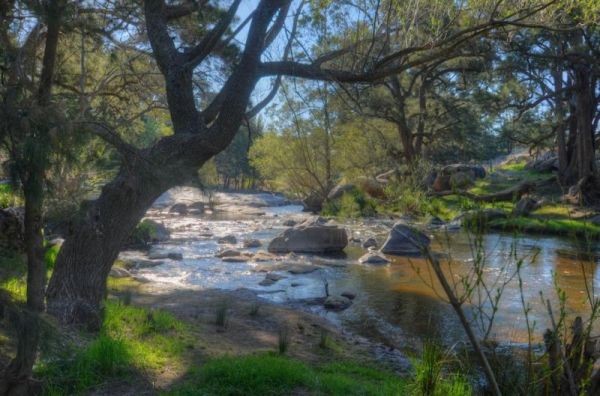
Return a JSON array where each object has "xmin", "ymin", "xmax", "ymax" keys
[
  {"xmin": 322, "ymin": 189, "xmax": 377, "ymax": 218},
  {"xmin": 129, "ymin": 219, "xmax": 160, "ymax": 247}
]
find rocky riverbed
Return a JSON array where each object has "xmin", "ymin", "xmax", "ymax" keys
[{"xmin": 114, "ymin": 187, "xmax": 600, "ymax": 361}]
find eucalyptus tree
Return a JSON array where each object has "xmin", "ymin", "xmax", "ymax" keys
[
  {"xmin": 496, "ymin": 7, "xmax": 599, "ymax": 201},
  {"xmin": 44, "ymin": 0, "xmax": 563, "ymax": 329},
  {"xmin": 0, "ymin": 0, "xmax": 67, "ymax": 393}
]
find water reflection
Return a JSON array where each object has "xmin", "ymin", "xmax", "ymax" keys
[{"xmin": 334, "ymin": 231, "xmax": 600, "ymax": 348}]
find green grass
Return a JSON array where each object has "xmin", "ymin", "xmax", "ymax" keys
[
  {"xmin": 37, "ymin": 300, "xmax": 191, "ymax": 394},
  {"xmin": 490, "ymin": 217, "xmax": 600, "ymax": 238},
  {"xmin": 166, "ymin": 354, "xmax": 409, "ymax": 396},
  {"xmin": 0, "ymin": 253, "xmax": 27, "ymax": 302},
  {"xmin": 496, "ymin": 160, "xmax": 527, "ymax": 172},
  {"xmin": 44, "ymin": 243, "xmax": 61, "ymax": 270}
]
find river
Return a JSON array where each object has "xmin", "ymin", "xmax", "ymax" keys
[{"xmin": 119, "ymin": 187, "xmax": 600, "ymax": 353}]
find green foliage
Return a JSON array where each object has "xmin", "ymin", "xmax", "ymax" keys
[
  {"xmin": 44, "ymin": 243, "xmax": 61, "ymax": 270},
  {"xmin": 129, "ymin": 219, "xmax": 162, "ymax": 247},
  {"xmin": 0, "ymin": 253, "xmax": 27, "ymax": 302},
  {"xmin": 166, "ymin": 354, "xmax": 408, "ymax": 396},
  {"xmin": 0, "ymin": 184, "xmax": 22, "ymax": 208},
  {"xmin": 490, "ymin": 217, "xmax": 600, "ymax": 239},
  {"xmin": 322, "ymin": 189, "xmax": 377, "ymax": 218}
]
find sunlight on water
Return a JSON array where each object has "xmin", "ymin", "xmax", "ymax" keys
[{"xmin": 121, "ymin": 188, "xmax": 600, "ymax": 350}]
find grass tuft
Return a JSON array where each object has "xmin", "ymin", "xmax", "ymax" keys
[{"xmin": 166, "ymin": 353, "xmax": 408, "ymax": 396}]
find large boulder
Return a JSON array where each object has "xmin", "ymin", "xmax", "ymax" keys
[
  {"xmin": 512, "ymin": 197, "xmax": 539, "ymax": 217},
  {"xmin": 0, "ymin": 207, "xmax": 24, "ymax": 252},
  {"xmin": 268, "ymin": 217, "xmax": 348, "ymax": 254},
  {"xmin": 302, "ymin": 191, "xmax": 324, "ymax": 213},
  {"xmin": 380, "ymin": 223, "xmax": 430, "ymax": 256},
  {"xmin": 441, "ymin": 164, "xmax": 486, "ymax": 179},
  {"xmin": 449, "ymin": 172, "xmax": 474, "ymax": 189},
  {"xmin": 587, "ymin": 214, "xmax": 600, "ymax": 226},
  {"xmin": 525, "ymin": 151, "xmax": 558, "ymax": 173}
]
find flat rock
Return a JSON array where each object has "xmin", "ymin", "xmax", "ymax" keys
[
  {"xmin": 222, "ymin": 255, "xmax": 251, "ymax": 262},
  {"xmin": 169, "ymin": 203, "xmax": 188, "ymax": 215},
  {"xmin": 109, "ymin": 267, "xmax": 132, "ymax": 278},
  {"xmin": 216, "ymin": 249, "xmax": 243, "ymax": 258},
  {"xmin": 253, "ymin": 251, "xmax": 278, "ymax": 262},
  {"xmin": 218, "ymin": 235, "xmax": 237, "ymax": 244},
  {"xmin": 324, "ymin": 295, "xmax": 352, "ymax": 311},
  {"xmin": 243, "ymin": 239, "xmax": 262, "ymax": 248},
  {"xmin": 341, "ymin": 291, "xmax": 356, "ymax": 300},
  {"xmin": 148, "ymin": 249, "xmax": 183, "ymax": 260},
  {"xmin": 286, "ymin": 264, "xmax": 320, "ymax": 275},
  {"xmin": 358, "ymin": 251, "xmax": 391, "ymax": 264},
  {"xmin": 282, "ymin": 219, "xmax": 297, "ymax": 227},
  {"xmin": 259, "ymin": 272, "xmax": 287, "ymax": 286},
  {"xmin": 380, "ymin": 223, "xmax": 430, "ymax": 256},
  {"xmin": 122, "ymin": 259, "xmax": 165, "ymax": 270}
]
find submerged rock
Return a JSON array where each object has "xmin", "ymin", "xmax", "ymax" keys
[
  {"xmin": 361, "ymin": 237, "xmax": 378, "ymax": 249},
  {"xmin": 148, "ymin": 249, "xmax": 183, "ymax": 260},
  {"xmin": 222, "ymin": 255, "xmax": 251, "ymax": 262},
  {"xmin": 341, "ymin": 291, "xmax": 356, "ymax": 300},
  {"xmin": 359, "ymin": 251, "xmax": 391, "ymax": 264},
  {"xmin": 380, "ymin": 223, "xmax": 430, "ymax": 256},
  {"xmin": 268, "ymin": 217, "xmax": 348, "ymax": 254},
  {"xmin": 188, "ymin": 201, "xmax": 205, "ymax": 214},
  {"xmin": 218, "ymin": 235, "xmax": 237, "ymax": 244},
  {"xmin": 169, "ymin": 203, "xmax": 188, "ymax": 215},
  {"xmin": 216, "ymin": 249, "xmax": 243, "ymax": 258},
  {"xmin": 324, "ymin": 295, "xmax": 352, "ymax": 311},
  {"xmin": 282, "ymin": 219, "xmax": 297, "ymax": 227},
  {"xmin": 243, "ymin": 239, "xmax": 262, "ymax": 248},
  {"xmin": 286, "ymin": 264, "xmax": 320, "ymax": 275},
  {"xmin": 122, "ymin": 259, "xmax": 165, "ymax": 270},
  {"xmin": 259, "ymin": 272, "xmax": 286, "ymax": 286}
]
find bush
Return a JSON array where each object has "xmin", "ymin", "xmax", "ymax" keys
[
  {"xmin": 129, "ymin": 219, "xmax": 160, "ymax": 247},
  {"xmin": 322, "ymin": 189, "xmax": 377, "ymax": 218}
]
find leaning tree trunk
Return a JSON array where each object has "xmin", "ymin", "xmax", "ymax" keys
[
  {"xmin": 46, "ymin": 151, "xmax": 189, "ymax": 327},
  {"xmin": 45, "ymin": 125, "xmax": 228, "ymax": 326}
]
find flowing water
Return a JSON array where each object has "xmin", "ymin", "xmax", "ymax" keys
[{"xmin": 120, "ymin": 187, "xmax": 600, "ymax": 352}]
